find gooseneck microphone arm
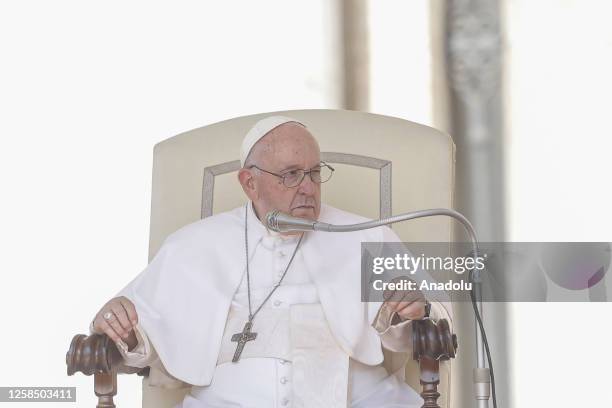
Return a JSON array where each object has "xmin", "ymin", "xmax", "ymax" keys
[{"xmin": 266, "ymin": 209, "xmax": 495, "ymax": 408}]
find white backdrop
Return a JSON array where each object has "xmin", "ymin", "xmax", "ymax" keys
[{"xmin": 507, "ymin": 1, "xmax": 612, "ymax": 406}]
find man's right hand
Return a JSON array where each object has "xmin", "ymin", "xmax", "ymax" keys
[{"xmin": 91, "ymin": 296, "xmax": 139, "ymax": 350}]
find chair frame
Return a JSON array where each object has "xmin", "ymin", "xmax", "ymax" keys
[{"xmin": 66, "ymin": 119, "xmax": 458, "ymax": 408}]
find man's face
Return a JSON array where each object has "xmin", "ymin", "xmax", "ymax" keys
[{"xmin": 242, "ymin": 123, "xmax": 321, "ymax": 222}]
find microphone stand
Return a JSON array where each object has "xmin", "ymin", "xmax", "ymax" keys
[{"xmin": 267, "ymin": 209, "xmax": 493, "ymax": 408}]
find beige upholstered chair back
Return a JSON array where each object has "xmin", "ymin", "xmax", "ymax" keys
[{"xmin": 142, "ymin": 109, "xmax": 456, "ymax": 408}]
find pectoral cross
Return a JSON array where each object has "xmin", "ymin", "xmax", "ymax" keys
[{"xmin": 231, "ymin": 321, "xmax": 258, "ymax": 362}]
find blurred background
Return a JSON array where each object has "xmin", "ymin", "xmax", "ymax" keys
[{"xmin": 1, "ymin": 0, "xmax": 611, "ymax": 407}]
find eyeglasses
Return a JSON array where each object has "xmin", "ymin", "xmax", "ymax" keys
[{"xmin": 249, "ymin": 162, "xmax": 335, "ymax": 188}]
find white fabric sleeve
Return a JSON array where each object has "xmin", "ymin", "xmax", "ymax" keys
[
  {"xmin": 372, "ymin": 301, "xmax": 448, "ymax": 353},
  {"xmin": 369, "ymin": 225, "xmax": 455, "ymax": 353},
  {"xmin": 114, "ymin": 325, "xmax": 190, "ymax": 389},
  {"xmin": 88, "ymin": 318, "xmax": 156, "ymax": 367},
  {"xmin": 114, "ymin": 324, "xmax": 158, "ymax": 369}
]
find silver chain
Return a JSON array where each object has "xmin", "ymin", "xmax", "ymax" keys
[{"xmin": 244, "ymin": 204, "xmax": 303, "ymax": 322}]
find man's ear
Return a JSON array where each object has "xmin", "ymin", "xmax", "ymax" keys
[{"xmin": 238, "ymin": 168, "xmax": 258, "ymax": 201}]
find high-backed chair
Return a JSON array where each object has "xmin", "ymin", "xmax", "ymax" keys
[{"xmin": 67, "ymin": 109, "xmax": 458, "ymax": 408}]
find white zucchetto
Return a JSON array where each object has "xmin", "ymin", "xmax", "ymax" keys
[{"xmin": 240, "ymin": 116, "xmax": 305, "ymax": 167}]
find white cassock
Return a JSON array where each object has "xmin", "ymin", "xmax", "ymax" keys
[{"xmin": 106, "ymin": 201, "xmax": 451, "ymax": 407}]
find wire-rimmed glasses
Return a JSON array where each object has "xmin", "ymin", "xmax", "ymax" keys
[{"xmin": 249, "ymin": 162, "xmax": 335, "ymax": 188}]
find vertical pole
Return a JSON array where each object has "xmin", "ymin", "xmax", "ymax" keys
[
  {"xmin": 340, "ymin": 0, "xmax": 370, "ymax": 111},
  {"xmin": 442, "ymin": 0, "xmax": 507, "ymax": 406}
]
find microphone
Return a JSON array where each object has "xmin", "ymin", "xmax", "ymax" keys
[
  {"xmin": 266, "ymin": 208, "xmax": 477, "ymax": 235},
  {"xmin": 265, "ymin": 210, "xmax": 331, "ymax": 232}
]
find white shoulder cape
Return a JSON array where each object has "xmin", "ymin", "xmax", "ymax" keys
[{"xmin": 116, "ymin": 203, "xmax": 399, "ymax": 386}]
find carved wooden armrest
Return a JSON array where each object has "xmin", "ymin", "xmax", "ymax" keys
[
  {"xmin": 412, "ymin": 318, "xmax": 458, "ymax": 408},
  {"xmin": 66, "ymin": 333, "xmax": 149, "ymax": 408}
]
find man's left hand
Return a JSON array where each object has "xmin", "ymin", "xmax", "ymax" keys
[{"xmin": 383, "ymin": 278, "xmax": 427, "ymax": 321}]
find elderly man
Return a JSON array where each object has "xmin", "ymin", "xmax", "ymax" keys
[{"xmin": 91, "ymin": 116, "xmax": 448, "ymax": 407}]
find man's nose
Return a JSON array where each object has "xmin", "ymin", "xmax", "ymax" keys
[{"xmin": 297, "ymin": 173, "xmax": 316, "ymax": 194}]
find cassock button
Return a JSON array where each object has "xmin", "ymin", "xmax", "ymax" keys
[
  {"xmin": 280, "ymin": 376, "xmax": 288, "ymax": 384},
  {"xmin": 281, "ymin": 397, "xmax": 290, "ymax": 406},
  {"xmin": 273, "ymin": 300, "xmax": 282, "ymax": 307},
  {"xmin": 278, "ymin": 251, "xmax": 285, "ymax": 257},
  {"xmin": 262, "ymin": 236, "xmax": 275, "ymax": 249}
]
